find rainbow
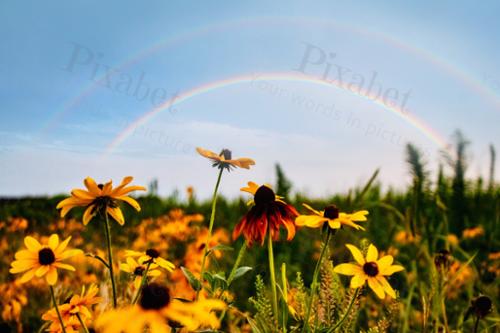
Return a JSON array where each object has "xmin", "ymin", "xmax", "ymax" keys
[
  {"xmin": 41, "ymin": 16, "xmax": 500, "ymax": 140},
  {"xmin": 105, "ymin": 72, "xmax": 449, "ymax": 154}
]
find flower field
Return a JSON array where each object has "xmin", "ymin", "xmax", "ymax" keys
[{"xmin": 0, "ymin": 142, "xmax": 498, "ymax": 333}]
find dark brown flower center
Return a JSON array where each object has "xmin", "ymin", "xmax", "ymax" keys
[
  {"xmin": 139, "ymin": 283, "xmax": 170, "ymax": 310},
  {"xmin": 434, "ymin": 250, "xmax": 451, "ymax": 269},
  {"xmin": 254, "ymin": 186, "xmax": 276, "ymax": 205},
  {"xmin": 323, "ymin": 205, "xmax": 339, "ymax": 219},
  {"xmin": 97, "ymin": 184, "xmax": 104, "ymax": 190},
  {"xmin": 473, "ymin": 296, "xmax": 492, "ymax": 318},
  {"xmin": 38, "ymin": 248, "xmax": 56, "ymax": 265},
  {"xmin": 146, "ymin": 248, "xmax": 160, "ymax": 258},
  {"xmin": 220, "ymin": 149, "xmax": 232, "ymax": 160},
  {"xmin": 134, "ymin": 266, "xmax": 146, "ymax": 276},
  {"xmin": 363, "ymin": 262, "xmax": 379, "ymax": 277}
]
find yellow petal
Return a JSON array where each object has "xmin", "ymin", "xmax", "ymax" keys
[
  {"xmin": 106, "ymin": 206, "xmax": 125, "ymax": 225},
  {"xmin": 114, "ymin": 185, "xmax": 146, "ymax": 197},
  {"xmin": 71, "ymin": 189, "xmax": 95, "ymax": 200},
  {"xmin": 377, "ymin": 276, "xmax": 396, "ymax": 298},
  {"xmin": 35, "ymin": 265, "xmax": 50, "ymax": 277},
  {"xmin": 381, "ymin": 264, "xmax": 405, "ymax": 275},
  {"xmin": 196, "ymin": 147, "xmax": 220, "ymax": 160},
  {"xmin": 134, "ymin": 277, "xmax": 142, "ymax": 290},
  {"xmin": 24, "ymin": 236, "xmax": 41, "ymax": 252},
  {"xmin": 302, "ymin": 203, "xmax": 322, "ymax": 216},
  {"xmin": 10, "ymin": 263, "xmax": 35, "ymax": 273},
  {"xmin": 345, "ymin": 244, "xmax": 365, "ymax": 265},
  {"xmin": 120, "ymin": 263, "xmax": 132, "ymax": 273},
  {"xmin": 350, "ymin": 274, "xmax": 367, "ymax": 288},
  {"xmin": 55, "ymin": 236, "xmax": 72, "ymax": 254},
  {"xmin": 350, "ymin": 210, "xmax": 369, "ymax": 221},
  {"xmin": 295, "ymin": 215, "xmax": 326, "ymax": 228},
  {"xmin": 328, "ymin": 219, "xmax": 341, "ymax": 229},
  {"xmin": 366, "ymin": 244, "xmax": 378, "ymax": 262},
  {"xmin": 117, "ymin": 196, "xmax": 141, "ymax": 211},
  {"xmin": 367, "ymin": 278, "xmax": 385, "ymax": 299},
  {"xmin": 112, "ymin": 176, "xmax": 134, "ymax": 193},
  {"xmin": 19, "ymin": 268, "xmax": 37, "ymax": 283},
  {"xmin": 84, "ymin": 177, "xmax": 101, "ymax": 196},
  {"xmin": 240, "ymin": 181, "xmax": 260, "ymax": 195},
  {"xmin": 101, "ymin": 181, "xmax": 113, "ymax": 196},
  {"xmin": 126, "ymin": 257, "xmax": 139, "ymax": 267},
  {"xmin": 157, "ymin": 257, "xmax": 175, "ymax": 271},
  {"xmin": 48, "ymin": 234, "xmax": 59, "ymax": 250},
  {"xmin": 60, "ymin": 249, "xmax": 83, "ymax": 260},
  {"xmin": 14, "ymin": 250, "xmax": 37, "ymax": 260},
  {"xmin": 83, "ymin": 205, "xmax": 96, "ymax": 225},
  {"xmin": 333, "ymin": 263, "xmax": 361, "ymax": 276},
  {"xmin": 148, "ymin": 270, "xmax": 162, "ymax": 277},
  {"xmin": 46, "ymin": 267, "xmax": 58, "ymax": 285},
  {"xmin": 233, "ymin": 157, "xmax": 255, "ymax": 169},
  {"xmin": 377, "ymin": 255, "xmax": 394, "ymax": 271}
]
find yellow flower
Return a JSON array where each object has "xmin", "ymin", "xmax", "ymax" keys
[
  {"xmin": 296, "ymin": 203, "xmax": 369, "ymax": 230},
  {"xmin": 334, "ymin": 244, "xmax": 404, "ymax": 299},
  {"xmin": 95, "ymin": 283, "xmax": 226, "ymax": 333},
  {"xmin": 9, "ymin": 235, "xmax": 82, "ymax": 285},
  {"xmin": 196, "ymin": 147, "xmax": 255, "ymax": 171},
  {"xmin": 462, "ymin": 226, "xmax": 485, "ymax": 239},
  {"xmin": 120, "ymin": 257, "xmax": 162, "ymax": 289},
  {"xmin": 124, "ymin": 248, "xmax": 175, "ymax": 272},
  {"xmin": 56, "ymin": 176, "xmax": 146, "ymax": 225}
]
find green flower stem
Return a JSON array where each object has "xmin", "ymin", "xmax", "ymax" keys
[
  {"xmin": 76, "ymin": 313, "xmax": 90, "ymax": 333},
  {"xmin": 227, "ymin": 242, "xmax": 247, "ymax": 286},
  {"xmin": 132, "ymin": 261, "xmax": 152, "ymax": 304},
  {"xmin": 302, "ymin": 229, "xmax": 332, "ymax": 333},
  {"xmin": 218, "ymin": 243, "xmax": 248, "ymax": 323},
  {"xmin": 328, "ymin": 288, "xmax": 359, "ymax": 333},
  {"xmin": 103, "ymin": 212, "xmax": 118, "ymax": 308},
  {"xmin": 197, "ymin": 167, "xmax": 224, "ymax": 300},
  {"xmin": 267, "ymin": 226, "xmax": 279, "ymax": 325},
  {"xmin": 473, "ymin": 316, "xmax": 480, "ymax": 333},
  {"xmin": 49, "ymin": 285, "xmax": 67, "ymax": 333}
]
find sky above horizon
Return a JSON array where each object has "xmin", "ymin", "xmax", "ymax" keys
[{"xmin": 1, "ymin": 1, "xmax": 499, "ymax": 199}]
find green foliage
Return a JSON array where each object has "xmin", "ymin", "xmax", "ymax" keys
[{"xmin": 249, "ymin": 275, "xmax": 278, "ymax": 332}]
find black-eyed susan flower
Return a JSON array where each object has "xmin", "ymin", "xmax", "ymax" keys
[
  {"xmin": 42, "ymin": 285, "xmax": 101, "ymax": 331},
  {"xmin": 56, "ymin": 176, "xmax": 146, "ymax": 225},
  {"xmin": 121, "ymin": 257, "xmax": 162, "ymax": 289},
  {"xmin": 9, "ymin": 235, "xmax": 82, "ymax": 285},
  {"xmin": 233, "ymin": 181, "xmax": 298, "ymax": 246},
  {"xmin": 334, "ymin": 244, "xmax": 404, "ymax": 299},
  {"xmin": 124, "ymin": 248, "xmax": 175, "ymax": 272},
  {"xmin": 296, "ymin": 203, "xmax": 369, "ymax": 230},
  {"xmin": 196, "ymin": 147, "xmax": 255, "ymax": 171},
  {"xmin": 95, "ymin": 283, "xmax": 226, "ymax": 333}
]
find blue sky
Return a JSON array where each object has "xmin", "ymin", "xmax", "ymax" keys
[{"xmin": 1, "ymin": 1, "xmax": 499, "ymax": 198}]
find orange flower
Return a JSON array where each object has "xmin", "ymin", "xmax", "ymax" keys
[
  {"xmin": 233, "ymin": 182, "xmax": 298, "ymax": 246},
  {"xmin": 196, "ymin": 147, "xmax": 255, "ymax": 171}
]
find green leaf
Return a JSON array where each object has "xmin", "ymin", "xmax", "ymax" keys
[
  {"xmin": 231, "ymin": 266, "xmax": 253, "ymax": 281},
  {"xmin": 180, "ymin": 266, "xmax": 201, "ymax": 291}
]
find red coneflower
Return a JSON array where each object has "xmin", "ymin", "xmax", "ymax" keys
[{"xmin": 233, "ymin": 181, "xmax": 298, "ymax": 246}]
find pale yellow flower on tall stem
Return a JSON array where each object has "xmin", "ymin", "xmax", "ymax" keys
[{"xmin": 195, "ymin": 147, "xmax": 255, "ymax": 301}]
